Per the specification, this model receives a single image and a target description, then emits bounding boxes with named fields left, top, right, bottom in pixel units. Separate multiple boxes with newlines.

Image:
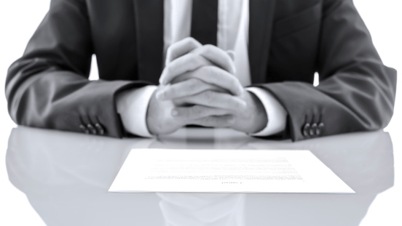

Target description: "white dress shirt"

left=117, top=0, right=287, bottom=137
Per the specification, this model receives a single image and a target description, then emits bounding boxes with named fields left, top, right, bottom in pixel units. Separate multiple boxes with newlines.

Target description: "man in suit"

left=5, top=0, right=397, bottom=141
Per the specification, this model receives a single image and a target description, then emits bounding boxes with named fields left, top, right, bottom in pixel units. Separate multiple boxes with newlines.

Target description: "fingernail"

left=171, top=109, right=178, bottom=116
left=159, top=70, right=167, bottom=85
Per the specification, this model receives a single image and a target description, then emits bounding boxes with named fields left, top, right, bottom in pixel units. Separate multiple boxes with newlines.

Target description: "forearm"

left=250, top=0, right=397, bottom=141
left=254, top=69, right=396, bottom=142
left=6, top=65, right=148, bottom=137
left=5, top=0, right=153, bottom=138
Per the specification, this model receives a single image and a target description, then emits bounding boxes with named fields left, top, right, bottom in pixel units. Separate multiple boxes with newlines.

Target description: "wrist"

left=247, top=91, right=268, bottom=133
left=146, top=91, right=159, bottom=135
left=146, top=88, right=180, bottom=136
left=117, top=85, right=157, bottom=137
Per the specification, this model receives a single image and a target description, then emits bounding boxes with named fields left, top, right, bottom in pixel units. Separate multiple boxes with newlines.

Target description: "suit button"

left=79, top=124, right=89, bottom=134
left=316, top=122, right=324, bottom=136
left=95, top=123, right=105, bottom=135
left=310, top=123, right=317, bottom=137
left=302, top=123, right=311, bottom=137
left=87, top=123, right=97, bottom=135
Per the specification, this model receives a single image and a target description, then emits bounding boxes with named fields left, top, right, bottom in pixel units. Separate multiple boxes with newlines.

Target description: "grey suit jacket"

left=6, top=0, right=397, bottom=141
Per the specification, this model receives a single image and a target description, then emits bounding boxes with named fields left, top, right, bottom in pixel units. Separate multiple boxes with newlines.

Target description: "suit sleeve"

left=254, top=0, right=397, bottom=141
left=5, top=0, right=148, bottom=138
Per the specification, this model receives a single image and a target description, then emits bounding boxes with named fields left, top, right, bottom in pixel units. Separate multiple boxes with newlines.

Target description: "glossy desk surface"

left=2, top=126, right=401, bottom=225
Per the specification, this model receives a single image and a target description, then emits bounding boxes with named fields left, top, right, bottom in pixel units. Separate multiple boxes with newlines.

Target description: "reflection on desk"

left=6, top=126, right=394, bottom=226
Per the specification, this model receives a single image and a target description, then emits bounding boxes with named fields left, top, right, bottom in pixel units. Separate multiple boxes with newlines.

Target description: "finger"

left=160, top=53, right=212, bottom=85
left=175, top=91, right=247, bottom=112
left=156, top=78, right=226, bottom=100
left=161, top=45, right=236, bottom=85
left=226, top=50, right=236, bottom=61
left=165, top=37, right=202, bottom=66
left=173, top=66, right=244, bottom=96
left=171, top=105, right=230, bottom=121
left=191, top=115, right=235, bottom=128
left=195, top=45, right=236, bottom=74
left=172, top=98, right=192, bottom=107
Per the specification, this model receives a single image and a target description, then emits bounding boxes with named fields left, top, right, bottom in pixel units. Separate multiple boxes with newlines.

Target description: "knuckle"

left=229, top=78, right=237, bottom=87
left=203, top=44, right=216, bottom=52
left=186, top=52, right=199, bottom=63
left=175, top=108, right=187, bottom=118
left=187, top=79, right=200, bottom=91
left=186, top=37, right=196, bottom=44
left=167, top=87, right=178, bottom=97
left=173, top=73, right=190, bottom=84
left=203, top=66, right=216, bottom=76
left=229, top=77, right=240, bottom=89
left=203, top=91, right=215, bottom=102
left=185, top=37, right=201, bottom=49
left=204, top=44, right=213, bottom=50
left=164, top=65, right=172, bottom=75
left=172, top=98, right=183, bottom=106
left=167, top=43, right=179, bottom=54
left=200, top=45, right=211, bottom=55
left=192, top=54, right=204, bottom=65
left=183, top=108, right=193, bottom=118
left=187, top=51, right=197, bottom=58
left=209, top=67, right=225, bottom=82
left=234, top=99, right=245, bottom=110
left=200, top=116, right=213, bottom=125
left=192, top=106, right=204, bottom=117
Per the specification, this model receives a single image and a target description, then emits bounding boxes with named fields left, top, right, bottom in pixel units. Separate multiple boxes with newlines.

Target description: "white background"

left=0, top=0, right=401, bottom=225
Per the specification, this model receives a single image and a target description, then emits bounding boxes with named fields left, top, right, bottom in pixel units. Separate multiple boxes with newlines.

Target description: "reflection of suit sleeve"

left=254, top=0, right=397, bottom=141
left=5, top=0, right=148, bottom=138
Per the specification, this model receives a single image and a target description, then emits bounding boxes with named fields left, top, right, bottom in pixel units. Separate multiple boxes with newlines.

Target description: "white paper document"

left=109, top=149, right=354, bottom=193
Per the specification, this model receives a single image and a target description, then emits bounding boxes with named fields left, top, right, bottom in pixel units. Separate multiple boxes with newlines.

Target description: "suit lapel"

left=133, top=0, right=164, bottom=84
left=249, top=0, right=276, bottom=84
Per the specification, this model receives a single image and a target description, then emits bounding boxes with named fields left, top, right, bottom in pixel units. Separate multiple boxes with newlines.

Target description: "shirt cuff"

left=246, top=87, right=287, bottom=136
left=116, top=85, right=158, bottom=137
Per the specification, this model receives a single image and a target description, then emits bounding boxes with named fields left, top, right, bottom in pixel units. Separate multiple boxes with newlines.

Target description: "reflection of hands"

left=147, top=37, right=268, bottom=135
left=157, top=193, right=245, bottom=226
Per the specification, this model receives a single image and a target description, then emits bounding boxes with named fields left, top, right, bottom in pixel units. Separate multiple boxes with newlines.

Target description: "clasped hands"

left=147, top=38, right=267, bottom=135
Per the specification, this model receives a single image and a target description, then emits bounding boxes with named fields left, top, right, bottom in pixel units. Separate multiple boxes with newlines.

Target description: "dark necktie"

left=191, top=0, right=218, bottom=46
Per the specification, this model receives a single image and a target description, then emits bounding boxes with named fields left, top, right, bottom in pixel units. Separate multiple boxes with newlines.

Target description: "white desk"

left=3, top=126, right=399, bottom=226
